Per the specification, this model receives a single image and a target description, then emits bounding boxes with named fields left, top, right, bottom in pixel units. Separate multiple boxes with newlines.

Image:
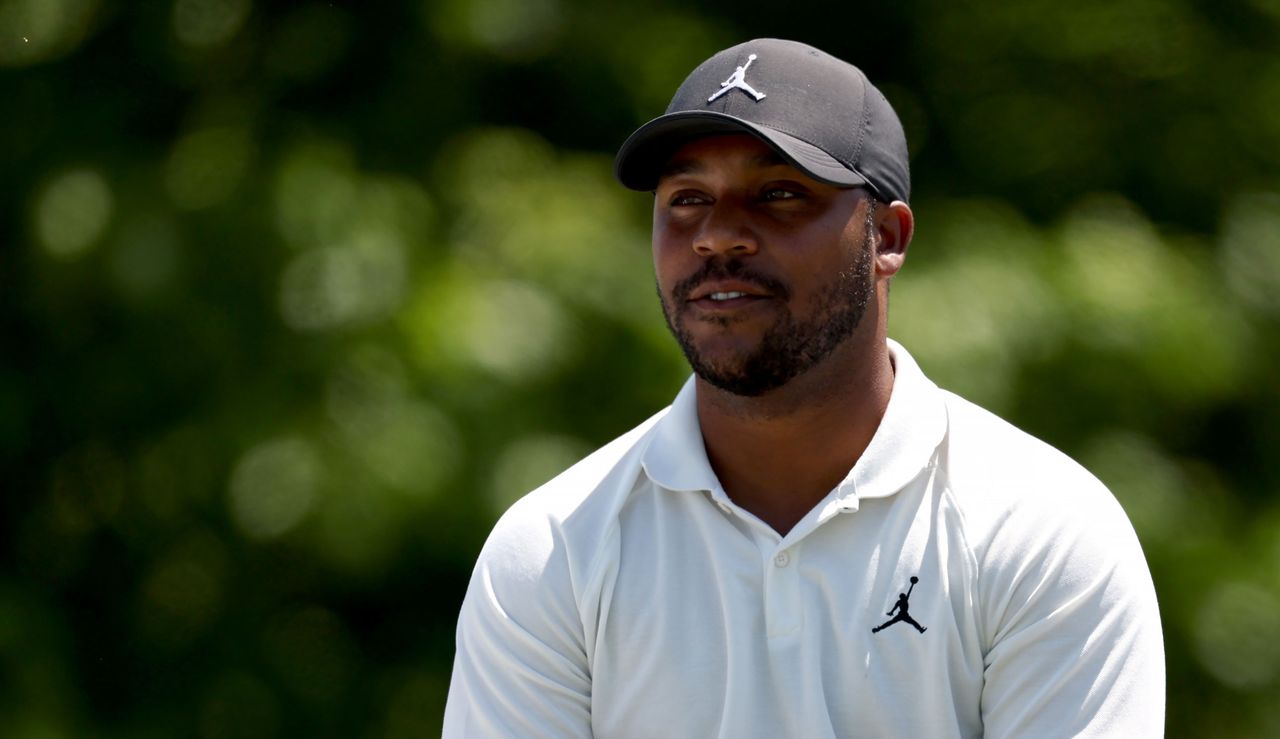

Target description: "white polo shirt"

left=444, top=340, right=1165, bottom=738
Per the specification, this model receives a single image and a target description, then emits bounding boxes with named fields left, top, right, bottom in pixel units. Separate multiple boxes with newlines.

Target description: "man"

left=444, top=39, right=1164, bottom=737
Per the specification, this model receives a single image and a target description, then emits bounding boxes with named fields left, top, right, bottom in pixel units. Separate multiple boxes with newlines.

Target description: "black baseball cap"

left=614, top=38, right=910, bottom=203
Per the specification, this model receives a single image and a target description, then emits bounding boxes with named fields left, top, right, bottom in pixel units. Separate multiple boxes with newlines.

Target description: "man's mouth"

left=684, top=283, right=774, bottom=315
left=670, top=260, right=790, bottom=312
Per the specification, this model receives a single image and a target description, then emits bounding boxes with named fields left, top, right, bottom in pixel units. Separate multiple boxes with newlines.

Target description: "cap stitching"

left=851, top=75, right=870, bottom=168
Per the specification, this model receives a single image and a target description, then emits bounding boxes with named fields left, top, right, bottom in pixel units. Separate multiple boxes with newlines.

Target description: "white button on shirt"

left=444, top=340, right=1165, bottom=738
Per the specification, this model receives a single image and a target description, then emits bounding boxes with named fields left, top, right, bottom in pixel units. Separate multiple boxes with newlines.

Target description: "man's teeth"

left=709, top=291, right=747, bottom=301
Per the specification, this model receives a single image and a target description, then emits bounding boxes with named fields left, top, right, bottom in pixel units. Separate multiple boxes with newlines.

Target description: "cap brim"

left=614, top=111, right=870, bottom=192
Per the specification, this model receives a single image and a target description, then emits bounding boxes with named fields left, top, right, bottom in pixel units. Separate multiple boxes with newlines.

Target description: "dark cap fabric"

left=614, top=38, right=910, bottom=203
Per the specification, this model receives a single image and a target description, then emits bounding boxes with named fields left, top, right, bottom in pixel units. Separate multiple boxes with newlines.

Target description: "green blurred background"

left=3, top=0, right=1279, bottom=736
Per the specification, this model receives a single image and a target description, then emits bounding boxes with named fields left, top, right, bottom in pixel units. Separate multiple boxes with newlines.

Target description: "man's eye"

left=669, top=194, right=707, bottom=206
left=762, top=188, right=800, bottom=201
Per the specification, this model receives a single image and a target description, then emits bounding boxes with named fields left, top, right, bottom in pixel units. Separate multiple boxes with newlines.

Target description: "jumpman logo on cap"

left=708, top=53, right=766, bottom=102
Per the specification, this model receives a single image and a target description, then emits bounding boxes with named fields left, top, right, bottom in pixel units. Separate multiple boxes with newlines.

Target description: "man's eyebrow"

left=751, top=151, right=789, bottom=169
left=659, top=159, right=701, bottom=179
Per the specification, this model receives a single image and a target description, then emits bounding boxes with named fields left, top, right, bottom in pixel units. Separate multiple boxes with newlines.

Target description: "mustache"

left=672, top=259, right=790, bottom=303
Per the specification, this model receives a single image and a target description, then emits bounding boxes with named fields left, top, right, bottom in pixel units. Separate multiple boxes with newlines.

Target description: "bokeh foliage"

left=3, top=0, right=1279, bottom=736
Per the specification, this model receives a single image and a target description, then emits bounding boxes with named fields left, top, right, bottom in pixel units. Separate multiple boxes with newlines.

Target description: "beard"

left=659, top=223, right=876, bottom=398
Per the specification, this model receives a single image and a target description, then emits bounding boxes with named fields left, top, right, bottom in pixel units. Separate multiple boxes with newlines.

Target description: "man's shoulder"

left=932, top=390, right=1162, bottom=723
left=481, top=407, right=669, bottom=563
left=936, top=389, right=1130, bottom=541
left=939, top=390, right=1096, bottom=486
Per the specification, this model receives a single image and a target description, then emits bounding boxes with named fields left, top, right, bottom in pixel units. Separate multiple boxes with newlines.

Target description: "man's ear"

left=875, top=200, right=913, bottom=279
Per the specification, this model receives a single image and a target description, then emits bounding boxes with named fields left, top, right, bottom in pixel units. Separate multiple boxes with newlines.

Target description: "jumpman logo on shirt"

left=708, top=53, right=766, bottom=102
left=872, top=576, right=927, bottom=634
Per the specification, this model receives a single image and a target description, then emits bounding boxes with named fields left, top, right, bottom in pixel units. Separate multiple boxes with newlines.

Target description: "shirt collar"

left=640, top=339, right=947, bottom=504
left=846, top=338, right=947, bottom=501
left=640, top=374, right=718, bottom=493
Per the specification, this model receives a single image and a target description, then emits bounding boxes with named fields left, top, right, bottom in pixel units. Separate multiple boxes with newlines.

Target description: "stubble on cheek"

left=654, top=240, right=875, bottom=398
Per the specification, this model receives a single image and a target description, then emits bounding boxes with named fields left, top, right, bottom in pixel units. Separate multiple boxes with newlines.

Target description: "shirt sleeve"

left=976, top=472, right=1165, bottom=738
left=443, top=506, right=594, bottom=738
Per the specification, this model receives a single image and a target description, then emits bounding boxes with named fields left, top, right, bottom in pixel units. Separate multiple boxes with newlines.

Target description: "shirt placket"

left=764, top=538, right=802, bottom=637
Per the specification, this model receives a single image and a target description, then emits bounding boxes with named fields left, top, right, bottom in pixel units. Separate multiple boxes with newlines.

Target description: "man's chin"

left=689, top=358, right=788, bottom=398
left=698, top=374, right=775, bottom=398
left=669, top=319, right=792, bottom=396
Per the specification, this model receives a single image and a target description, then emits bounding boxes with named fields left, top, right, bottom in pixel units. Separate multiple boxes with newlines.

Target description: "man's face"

left=653, top=134, right=878, bottom=397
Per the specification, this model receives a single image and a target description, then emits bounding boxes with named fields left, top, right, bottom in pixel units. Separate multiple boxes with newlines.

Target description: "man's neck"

left=695, top=338, right=896, bottom=536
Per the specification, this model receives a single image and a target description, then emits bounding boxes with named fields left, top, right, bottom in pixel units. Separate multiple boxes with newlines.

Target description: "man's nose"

left=691, top=202, right=760, bottom=258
